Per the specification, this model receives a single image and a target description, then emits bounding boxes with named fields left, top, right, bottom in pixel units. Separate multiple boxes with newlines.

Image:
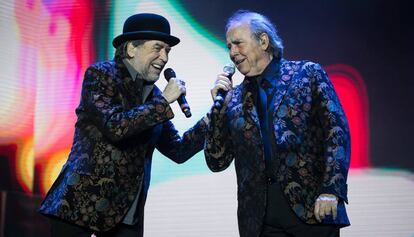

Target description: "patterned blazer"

left=39, top=55, right=206, bottom=234
left=205, top=59, right=350, bottom=237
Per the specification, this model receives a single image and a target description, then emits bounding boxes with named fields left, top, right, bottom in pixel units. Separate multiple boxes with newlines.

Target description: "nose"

left=159, top=49, right=168, bottom=63
left=229, top=45, right=238, bottom=59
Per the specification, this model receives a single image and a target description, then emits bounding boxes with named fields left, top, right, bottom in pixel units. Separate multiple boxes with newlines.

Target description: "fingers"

left=217, top=74, right=232, bottom=90
left=314, top=201, right=321, bottom=222
left=319, top=202, right=327, bottom=220
left=211, top=73, right=233, bottom=100
left=178, top=80, right=186, bottom=95
left=314, top=194, right=338, bottom=222
left=162, top=78, right=186, bottom=103
left=170, top=78, right=186, bottom=94
left=315, top=199, right=329, bottom=222
left=177, top=80, right=185, bottom=87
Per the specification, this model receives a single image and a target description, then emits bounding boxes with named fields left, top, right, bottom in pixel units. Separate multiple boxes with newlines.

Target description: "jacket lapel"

left=238, top=60, right=293, bottom=163
left=241, top=78, right=261, bottom=131
left=241, top=60, right=293, bottom=130
left=239, top=79, right=266, bottom=163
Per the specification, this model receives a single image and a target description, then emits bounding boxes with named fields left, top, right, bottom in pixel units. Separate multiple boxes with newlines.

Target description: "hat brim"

left=112, top=31, right=180, bottom=48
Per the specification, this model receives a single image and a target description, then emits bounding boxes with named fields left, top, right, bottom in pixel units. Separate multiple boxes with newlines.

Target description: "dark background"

left=0, top=1, right=413, bottom=236
left=178, top=0, right=414, bottom=171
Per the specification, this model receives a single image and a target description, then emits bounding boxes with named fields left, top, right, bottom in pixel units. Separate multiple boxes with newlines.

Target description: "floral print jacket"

left=205, top=59, right=350, bottom=237
left=39, top=56, right=206, bottom=234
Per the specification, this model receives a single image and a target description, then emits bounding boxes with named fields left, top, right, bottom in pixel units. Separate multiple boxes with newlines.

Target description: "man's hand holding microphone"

left=211, top=63, right=235, bottom=111
left=162, top=68, right=191, bottom=118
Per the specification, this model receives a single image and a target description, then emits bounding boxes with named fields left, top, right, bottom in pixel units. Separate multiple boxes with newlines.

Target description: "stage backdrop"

left=1, top=0, right=413, bottom=236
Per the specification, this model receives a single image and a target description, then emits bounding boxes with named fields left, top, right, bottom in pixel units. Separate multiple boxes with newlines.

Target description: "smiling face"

left=226, top=23, right=271, bottom=77
left=126, top=40, right=171, bottom=82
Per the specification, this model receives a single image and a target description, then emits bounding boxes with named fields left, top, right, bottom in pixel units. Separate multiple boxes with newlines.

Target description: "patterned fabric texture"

left=205, top=59, right=351, bottom=237
left=39, top=55, right=206, bottom=234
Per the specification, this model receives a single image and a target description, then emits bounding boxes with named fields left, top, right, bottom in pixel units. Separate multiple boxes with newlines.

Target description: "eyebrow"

left=154, top=43, right=171, bottom=50
left=227, top=39, right=242, bottom=46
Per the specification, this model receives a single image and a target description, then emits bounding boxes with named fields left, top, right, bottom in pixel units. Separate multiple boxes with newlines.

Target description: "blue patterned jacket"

left=205, top=59, right=350, bottom=237
left=39, top=55, right=206, bottom=234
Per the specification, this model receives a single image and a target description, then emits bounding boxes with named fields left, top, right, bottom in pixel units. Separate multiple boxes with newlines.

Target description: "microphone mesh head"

left=163, top=68, right=176, bottom=81
left=223, top=63, right=235, bottom=77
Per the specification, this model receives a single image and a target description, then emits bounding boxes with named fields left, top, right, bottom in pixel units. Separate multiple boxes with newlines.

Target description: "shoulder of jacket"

left=281, top=59, right=319, bottom=69
left=86, top=60, right=117, bottom=77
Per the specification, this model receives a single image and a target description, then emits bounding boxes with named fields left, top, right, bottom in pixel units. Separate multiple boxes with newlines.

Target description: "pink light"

left=327, top=64, right=370, bottom=168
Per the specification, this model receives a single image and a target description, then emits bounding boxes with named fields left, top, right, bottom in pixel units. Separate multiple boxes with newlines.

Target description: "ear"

left=259, top=33, right=269, bottom=51
left=126, top=42, right=136, bottom=58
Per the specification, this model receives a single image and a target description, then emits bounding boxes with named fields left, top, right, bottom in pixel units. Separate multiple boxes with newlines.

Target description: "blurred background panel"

left=0, top=0, right=412, bottom=236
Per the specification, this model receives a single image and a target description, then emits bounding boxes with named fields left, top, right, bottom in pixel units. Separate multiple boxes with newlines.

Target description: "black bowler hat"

left=112, top=13, right=180, bottom=48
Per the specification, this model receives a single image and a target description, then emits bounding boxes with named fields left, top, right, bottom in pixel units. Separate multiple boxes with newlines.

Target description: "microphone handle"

left=213, top=63, right=234, bottom=110
left=177, top=95, right=191, bottom=118
left=163, top=68, right=192, bottom=118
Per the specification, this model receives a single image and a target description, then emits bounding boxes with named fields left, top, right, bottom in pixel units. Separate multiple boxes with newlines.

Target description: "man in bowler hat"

left=39, top=13, right=207, bottom=237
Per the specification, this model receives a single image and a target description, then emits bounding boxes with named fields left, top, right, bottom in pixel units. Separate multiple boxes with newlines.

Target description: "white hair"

left=226, top=10, right=284, bottom=60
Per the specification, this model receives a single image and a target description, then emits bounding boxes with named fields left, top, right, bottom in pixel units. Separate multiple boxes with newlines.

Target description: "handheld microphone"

left=213, top=63, right=235, bottom=110
left=164, top=68, right=192, bottom=118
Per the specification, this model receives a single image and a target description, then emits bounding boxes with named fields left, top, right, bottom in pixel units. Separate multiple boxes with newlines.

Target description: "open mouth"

left=152, top=63, right=164, bottom=71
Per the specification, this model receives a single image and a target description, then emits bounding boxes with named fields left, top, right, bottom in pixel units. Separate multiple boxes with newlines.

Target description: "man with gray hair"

left=205, top=10, right=350, bottom=237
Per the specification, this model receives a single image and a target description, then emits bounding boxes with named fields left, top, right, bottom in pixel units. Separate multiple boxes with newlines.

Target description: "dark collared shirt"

left=248, top=58, right=281, bottom=179
left=123, top=59, right=154, bottom=103
left=122, top=59, right=155, bottom=225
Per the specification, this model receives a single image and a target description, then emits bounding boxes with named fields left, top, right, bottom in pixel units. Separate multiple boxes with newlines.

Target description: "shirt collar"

left=260, top=58, right=280, bottom=89
left=122, top=58, right=154, bottom=101
left=123, top=58, right=139, bottom=81
left=245, top=58, right=280, bottom=89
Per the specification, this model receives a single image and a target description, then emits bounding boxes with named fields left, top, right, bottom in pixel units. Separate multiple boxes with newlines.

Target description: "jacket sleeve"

left=310, top=63, right=351, bottom=203
left=155, top=117, right=207, bottom=164
left=81, top=65, right=175, bottom=142
left=204, top=104, right=235, bottom=172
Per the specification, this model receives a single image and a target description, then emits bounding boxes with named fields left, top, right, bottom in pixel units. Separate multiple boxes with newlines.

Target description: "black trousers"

left=260, top=180, right=339, bottom=237
left=50, top=218, right=141, bottom=237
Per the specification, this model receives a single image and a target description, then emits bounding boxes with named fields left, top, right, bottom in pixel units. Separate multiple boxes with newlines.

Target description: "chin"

left=236, top=66, right=248, bottom=76
left=147, top=74, right=160, bottom=82
left=240, top=70, right=250, bottom=76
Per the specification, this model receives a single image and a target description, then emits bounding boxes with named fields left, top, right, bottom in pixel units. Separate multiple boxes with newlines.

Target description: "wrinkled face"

left=226, top=23, right=271, bottom=77
left=126, top=40, right=171, bottom=82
